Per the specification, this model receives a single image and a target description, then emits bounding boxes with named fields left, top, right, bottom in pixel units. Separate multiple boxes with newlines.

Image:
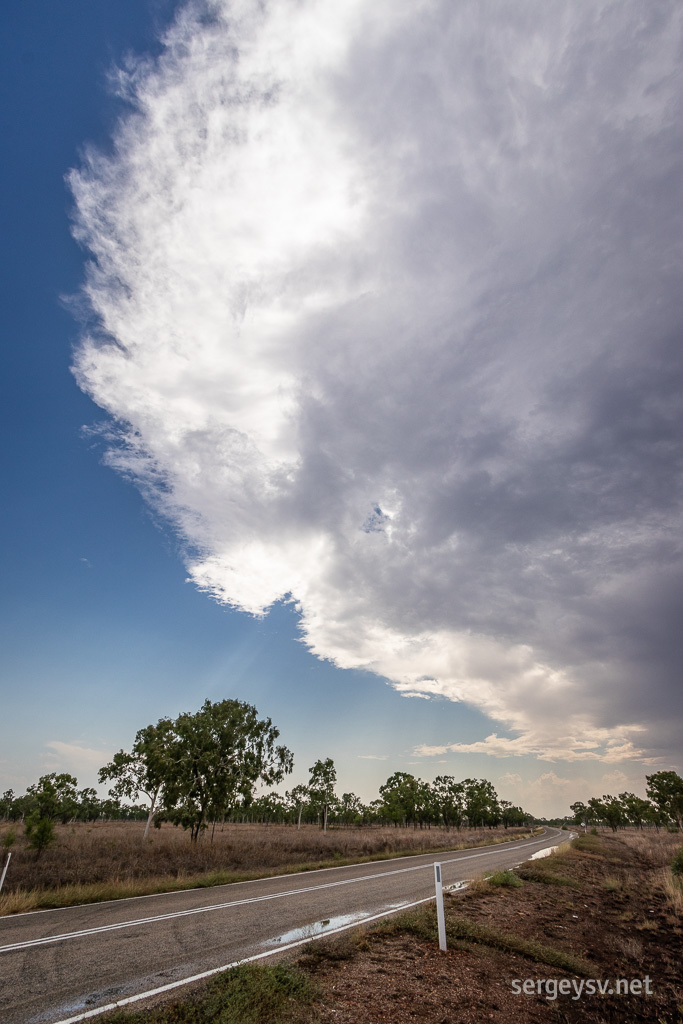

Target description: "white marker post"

left=0, top=852, right=11, bottom=894
left=434, top=862, right=447, bottom=951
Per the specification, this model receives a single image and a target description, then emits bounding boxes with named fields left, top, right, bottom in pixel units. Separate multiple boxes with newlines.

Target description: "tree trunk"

left=143, top=786, right=160, bottom=840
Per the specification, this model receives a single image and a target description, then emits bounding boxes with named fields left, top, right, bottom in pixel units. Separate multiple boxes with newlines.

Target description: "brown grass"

left=0, top=821, right=532, bottom=915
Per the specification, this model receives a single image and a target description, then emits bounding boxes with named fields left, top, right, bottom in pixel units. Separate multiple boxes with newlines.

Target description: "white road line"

left=0, top=832, right=557, bottom=955
left=49, top=894, right=438, bottom=1024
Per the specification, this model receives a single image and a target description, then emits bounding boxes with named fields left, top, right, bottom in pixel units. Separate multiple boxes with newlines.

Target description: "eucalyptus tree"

left=432, top=776, right=465, bottom=830
left=286, top=784, right=310, bottom=829
left=307, top=758, right=337, bottom=832
left=646, top=770, right=683, bottom=829
left=379, top=772, right=424, bottom=828
left=462, top=778, right=500, bottom=828
left=162, top=699, right=293, bottom=842
left=99, top=717, right=176, bottom=839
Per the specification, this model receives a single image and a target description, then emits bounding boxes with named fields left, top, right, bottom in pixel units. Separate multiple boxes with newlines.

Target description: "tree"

left=379, top=772, right=424, bottom=828
left=0, top=790, right=15, bottom=820
left=463, top=778, right=500, bottom=828
left=308, top=759, right=337, bottom=832
left=24, top=814, right=56, bottom=857
left=162, top=699, right=293, bottom=842
left=588, top=796, right=606, bottom=828
left=600, top=794, right=624, bottom=832
left=432, top=777, right=465, bottom=830
left=26, top=773, right=79, bottom=823
left=619, top=792, right=651, bottom=830
left=286, top=784, right=310, bottom=830
left=338, top=792, right=363, bottom=826
left=646, top=771, right=683, bottom=830
left=99, top=717, right=176, bottom=840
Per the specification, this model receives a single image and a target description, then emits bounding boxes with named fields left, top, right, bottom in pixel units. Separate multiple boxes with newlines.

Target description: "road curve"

left=0, top=827, right=568, bottom=1024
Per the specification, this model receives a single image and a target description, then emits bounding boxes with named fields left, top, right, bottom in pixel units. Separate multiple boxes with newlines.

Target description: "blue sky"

left=2, top=1, right=681, bottom=817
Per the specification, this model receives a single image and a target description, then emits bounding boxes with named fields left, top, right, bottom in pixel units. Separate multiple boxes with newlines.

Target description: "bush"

left=488, top=869, right=523, bottom=887
left=590, top=827, right=598, bottom=835
left=671, top=847, right=683, bottom=876
left=24, top=815, right=56, bottom=857
left=1, top=829, right=15, bottom=851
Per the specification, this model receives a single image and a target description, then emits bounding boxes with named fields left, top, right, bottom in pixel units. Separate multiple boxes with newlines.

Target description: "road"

left=0, top=827, right=567, bottom=1024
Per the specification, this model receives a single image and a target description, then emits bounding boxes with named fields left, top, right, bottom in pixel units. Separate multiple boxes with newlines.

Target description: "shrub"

left=488, top=869, right=522, bottom=887
left=2, top=829, right=15, bottom=851
left=24, top=815, right=56, bottom=857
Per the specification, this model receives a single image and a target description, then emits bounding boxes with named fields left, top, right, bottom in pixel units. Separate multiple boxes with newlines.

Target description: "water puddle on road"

left=265, top=910, right=373, bottom=946
left=530, top=845, right=559, bottom=860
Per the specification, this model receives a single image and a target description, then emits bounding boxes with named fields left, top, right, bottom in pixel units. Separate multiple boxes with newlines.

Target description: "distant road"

left=0, top=827, right=567, bottom=1024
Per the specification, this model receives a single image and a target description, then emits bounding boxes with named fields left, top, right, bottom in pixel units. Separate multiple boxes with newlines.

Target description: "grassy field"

left=0, top=820, right=533, bottom=915
left=96, top=829, right=683, bottom=1024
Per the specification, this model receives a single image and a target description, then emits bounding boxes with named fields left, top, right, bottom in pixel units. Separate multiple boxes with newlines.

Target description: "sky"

left=1, top=0, right=682, bottom=819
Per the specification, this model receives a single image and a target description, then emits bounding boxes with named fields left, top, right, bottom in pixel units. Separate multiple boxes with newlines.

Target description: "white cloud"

left=44, top=741, right=112, bottom=782
left=358, top=755, right=388, bottom=760
left=601, top=770, right=628, bottom=789
left=70, top=0, right=683, bottom=767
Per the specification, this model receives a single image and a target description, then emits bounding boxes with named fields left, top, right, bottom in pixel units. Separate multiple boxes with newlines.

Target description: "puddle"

left=530, top=845, right=559, bottom=860
left=266, top=911, right=372, bottom=946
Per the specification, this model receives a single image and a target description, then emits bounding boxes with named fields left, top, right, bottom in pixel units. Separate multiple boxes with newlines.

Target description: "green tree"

left=0, top=790, right=15, bottom=820
left=99, top=718, right=177, bottom=839
left=308, top=759, right=337, bottom=832
left=338, top=792, right=363, bottom=826
left=24, top=813, right=56, bottom=857
left=463, top=778, right=500, bottom=828
left=432, top=777, right=465, bottom=830
left=646, top=771, right=683, bottom=830
left=286, top=784, right=310, bottom=830
left=570, top=800, right=589, bottom=828
left=618, top=792, right=651, bottom=830
left=26, top=773, right=79, bottom=823
left=162, top=699, right=293, bottom=842
left=379, top=772, right=423, bottom=828
left=600, top=794, right=624, bottom=832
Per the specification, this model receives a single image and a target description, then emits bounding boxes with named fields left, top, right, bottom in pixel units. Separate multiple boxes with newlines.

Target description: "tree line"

left=568, top=771, right=683, bottom=832
left=8, top=697, right=678, bottom=849
left=1, top=698, right=530, bottom=849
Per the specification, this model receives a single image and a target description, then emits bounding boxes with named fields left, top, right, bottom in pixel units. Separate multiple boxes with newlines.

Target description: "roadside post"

left=434, top=862, right=447, bottom=951
left=0, top=851, right=11, bottom=894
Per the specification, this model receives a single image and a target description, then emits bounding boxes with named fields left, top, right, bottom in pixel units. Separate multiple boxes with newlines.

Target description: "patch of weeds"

left=634, top=918, right=659, bottom=932
left=300, top=937, right=357, bottom=967
left=602, top=877, right=622, bottom=892
left=445, top=916, right=592, bottom=975
left=517, top=866, right=579, bottom=888
left=372, top=906, right=437, bottom=944
left=488, top=870, right=522, bottom=888
left=372, top=905, right=591, bottom=975
left=103, top=964, right=319, bottom=1024
left=572, top=834, right=603, bottom=853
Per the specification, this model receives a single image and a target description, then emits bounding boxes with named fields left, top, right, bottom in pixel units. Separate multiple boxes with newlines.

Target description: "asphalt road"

left=0, top=827, right=568, bottom=1024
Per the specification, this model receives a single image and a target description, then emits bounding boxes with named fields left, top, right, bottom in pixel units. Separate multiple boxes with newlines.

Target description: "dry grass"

left=0, top=821, right=532, bottom=915
left=660, top=867, right=683, bottom=915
